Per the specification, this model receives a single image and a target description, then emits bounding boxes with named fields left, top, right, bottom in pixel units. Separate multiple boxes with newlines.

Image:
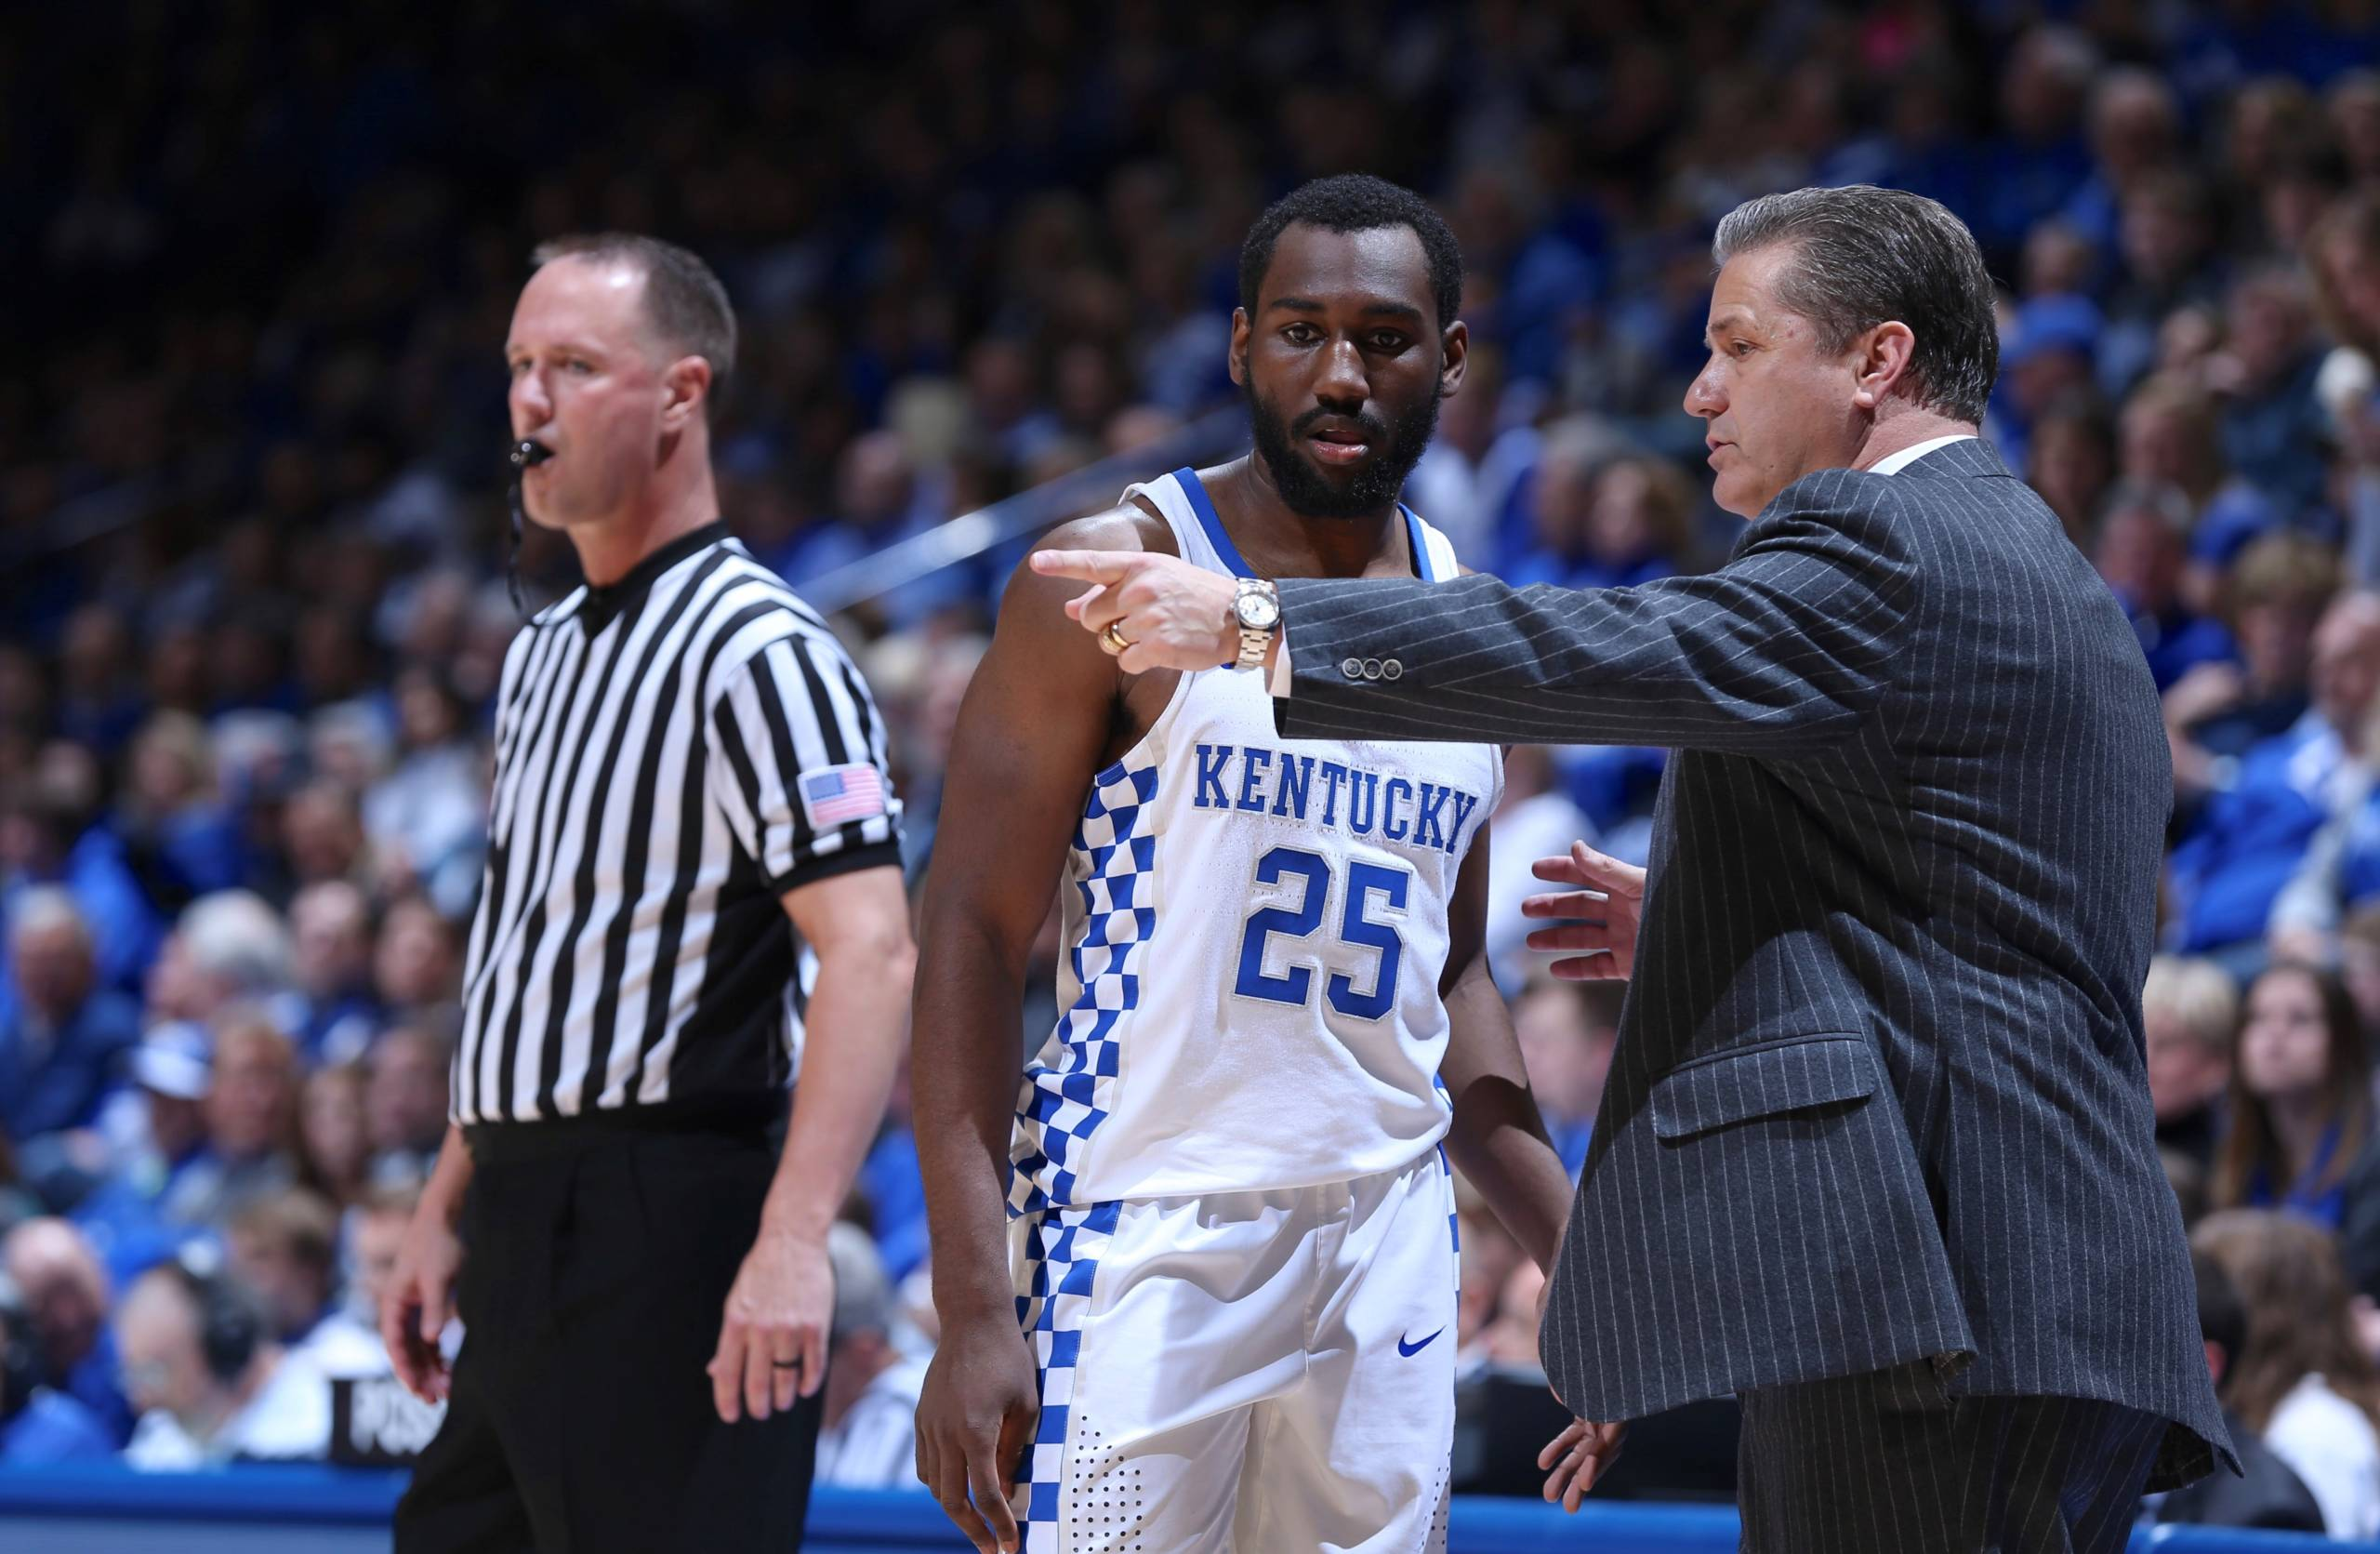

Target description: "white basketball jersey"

left=1009, top=469, right=1504, bottom=1212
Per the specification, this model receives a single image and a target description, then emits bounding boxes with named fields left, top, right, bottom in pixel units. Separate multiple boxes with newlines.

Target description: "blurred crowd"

left=16, top=0, right=2380, bottom=1531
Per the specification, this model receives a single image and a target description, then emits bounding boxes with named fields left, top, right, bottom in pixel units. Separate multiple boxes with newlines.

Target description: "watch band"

left=1232, top=578, right=1279, bottom=671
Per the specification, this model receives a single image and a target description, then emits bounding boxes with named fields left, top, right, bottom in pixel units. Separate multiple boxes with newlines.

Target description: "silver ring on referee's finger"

left=770, top=1358, right=802, bottom=1370
left=1100, top=620, right=1133, bottom=656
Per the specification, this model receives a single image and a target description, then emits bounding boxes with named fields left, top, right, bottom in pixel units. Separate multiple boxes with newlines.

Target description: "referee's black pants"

left=1736, top=1359, right=2167, bottom=1554
left=394, top=1122, right=820, bottom=1554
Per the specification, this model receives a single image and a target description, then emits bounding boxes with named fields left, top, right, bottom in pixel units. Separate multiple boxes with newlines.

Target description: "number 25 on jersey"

left=1233, top=845, right=1409, bottom=1020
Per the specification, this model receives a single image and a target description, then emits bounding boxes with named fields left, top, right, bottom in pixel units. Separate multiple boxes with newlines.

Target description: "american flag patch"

left=799, top=763, right=887, bottom=828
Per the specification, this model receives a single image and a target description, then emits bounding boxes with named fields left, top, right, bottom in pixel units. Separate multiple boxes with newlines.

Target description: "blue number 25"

left=1233, top=845, right=1409, bottom=1020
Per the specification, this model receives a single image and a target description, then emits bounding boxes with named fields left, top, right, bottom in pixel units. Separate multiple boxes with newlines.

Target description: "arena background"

left=7, top=0, right=2380, bottom=1547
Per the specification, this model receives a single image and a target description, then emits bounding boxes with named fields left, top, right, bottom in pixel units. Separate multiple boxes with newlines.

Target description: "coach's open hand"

left=1540, top=1417, right=1629, bottom=1510
left=1521, top=841, right=1646, bottom=981
left=707, top=1230, right=830, bottom=1423
left=915, top=1313, right=1039, bottom=1554
left=1031, top=549, right=1246, bottom=675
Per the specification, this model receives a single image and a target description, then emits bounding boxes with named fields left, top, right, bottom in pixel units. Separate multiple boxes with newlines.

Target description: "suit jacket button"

left=1362, top=658, right=1383, bottom=680
left=1342, top=657, right=1365, bottom=678
left=1382, top=659, right=1403, bottom=680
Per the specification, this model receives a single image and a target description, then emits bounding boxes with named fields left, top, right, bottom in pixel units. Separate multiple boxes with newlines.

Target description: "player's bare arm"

left=1440, top=780, right=1633, bottom=1511
left=910, top=502, right=1176, bottom=1554
left=1435, top=829, right=1573, bottom=1275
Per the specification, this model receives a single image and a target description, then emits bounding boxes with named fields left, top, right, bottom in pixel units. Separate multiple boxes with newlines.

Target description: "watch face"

left=1237, top=591, right=1280, bottom=630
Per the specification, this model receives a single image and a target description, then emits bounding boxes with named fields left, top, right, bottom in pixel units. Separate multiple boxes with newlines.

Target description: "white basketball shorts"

left=1008, top=1148, right=1459, bottom=1553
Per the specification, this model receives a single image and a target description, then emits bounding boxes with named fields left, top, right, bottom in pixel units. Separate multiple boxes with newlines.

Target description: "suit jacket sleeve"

left=1274, top=469, right=1923, bottom=757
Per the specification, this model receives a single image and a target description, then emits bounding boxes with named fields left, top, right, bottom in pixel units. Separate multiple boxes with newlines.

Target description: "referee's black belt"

left=464, top=1094, right=784, bottom=1166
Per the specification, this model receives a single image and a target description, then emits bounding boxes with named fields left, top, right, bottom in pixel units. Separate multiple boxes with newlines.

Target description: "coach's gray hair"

left=531, top=232, right=738, bottom=415
left=1712, top=185, right=2000, bottom=425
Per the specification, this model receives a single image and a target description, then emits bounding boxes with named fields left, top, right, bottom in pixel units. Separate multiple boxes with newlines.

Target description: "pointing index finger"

left=1030, top=549, right=1141, bottom=585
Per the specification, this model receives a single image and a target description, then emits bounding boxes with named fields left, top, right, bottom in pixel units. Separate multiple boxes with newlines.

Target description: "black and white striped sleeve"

left=705, top=629, right=903, bottom=895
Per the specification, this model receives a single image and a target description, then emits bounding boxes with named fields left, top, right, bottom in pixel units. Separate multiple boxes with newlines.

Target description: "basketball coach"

left=380, top=234, right=915, bottom=1552
left=1034, top=185, right=2234, bottom=1552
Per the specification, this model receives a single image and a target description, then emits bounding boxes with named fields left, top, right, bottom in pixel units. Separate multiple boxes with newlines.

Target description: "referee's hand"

left=382, top=1206, right=464, bottom=1404
left=707, top=1230, right=830, bottom=1423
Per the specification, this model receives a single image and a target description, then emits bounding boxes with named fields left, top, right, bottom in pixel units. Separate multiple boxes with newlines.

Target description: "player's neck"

left=1218, top=457, right=1410, bottom=582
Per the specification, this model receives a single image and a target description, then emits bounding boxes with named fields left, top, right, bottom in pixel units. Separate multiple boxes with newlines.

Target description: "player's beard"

left=1243, top=378, right=1442, bottom=521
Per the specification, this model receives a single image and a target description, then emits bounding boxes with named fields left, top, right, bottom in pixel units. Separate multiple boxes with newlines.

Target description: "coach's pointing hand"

left=708, top=1230, right=831, bottom=1423
left=1031, top=549, right=1245, bottom=675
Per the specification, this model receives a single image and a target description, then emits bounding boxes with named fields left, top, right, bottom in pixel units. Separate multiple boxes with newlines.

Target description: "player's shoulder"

left=996, top=493, right=1183, bottom=624
left=1033, top=494, right=1182, bottom=563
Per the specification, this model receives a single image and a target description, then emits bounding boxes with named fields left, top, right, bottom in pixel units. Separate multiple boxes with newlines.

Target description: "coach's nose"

left=1685, top=357, right=1726, bottom=419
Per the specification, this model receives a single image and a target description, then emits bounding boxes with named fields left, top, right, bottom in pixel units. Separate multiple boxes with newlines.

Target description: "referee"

left=381, top=233, right=916, bottom=1553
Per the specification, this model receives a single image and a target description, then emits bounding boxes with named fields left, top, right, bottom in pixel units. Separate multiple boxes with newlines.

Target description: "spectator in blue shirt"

left=282, top=882, right=382, bottom=1067
left=2168, top=590, right=2380, bottom=966
left=0, top=888, right=139, bottom=1145
left=2027, top=398, right=2117, bottom=545
left=2213, top=963, right=2380, bottom=1303
left=0, top=1273, right=113, bottom=1464
left=66, top=1024, right=217, bottom=1285
left=1976, top=26, right=2099, bottom=259
left=1993, top=293, right=2103, bottom=477
left=3, top=1219, right=132, bottom=1446
left=2166, top=537, right=2345, bottom=822
left=2095, top=483, right=2239, bottom=693
left=2059, top=68, right=2185, bottom=264
left=1507, top=440, right=1693, bottom=594
left=1510, top=977, right=1617, bottom=1182
left=2101, top=171, right=2225, bottom=397
left=108, top=713, right=246, bottom=916
left=2216, top=268, right=2335, bottom=523
left=1, top=744, right=165, bottom=999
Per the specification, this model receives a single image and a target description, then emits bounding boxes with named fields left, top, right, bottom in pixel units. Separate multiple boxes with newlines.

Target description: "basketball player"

left=911, top=175, right=1580, bottom=1554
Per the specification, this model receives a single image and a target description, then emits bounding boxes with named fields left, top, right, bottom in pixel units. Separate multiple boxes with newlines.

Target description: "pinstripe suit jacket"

left=1273, top=438, right=2228, bottom=1489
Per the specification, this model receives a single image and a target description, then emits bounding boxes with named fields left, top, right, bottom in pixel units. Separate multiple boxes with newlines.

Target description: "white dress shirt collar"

left=1868, top=433, right=1977, bottom=477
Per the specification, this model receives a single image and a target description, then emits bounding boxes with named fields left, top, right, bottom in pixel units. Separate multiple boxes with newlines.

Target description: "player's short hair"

left=1238, top=175, right=1465, bottom=335
left=530, top=232, right=738, bottom=415
left=1712, top=185, right=1999, bottom=425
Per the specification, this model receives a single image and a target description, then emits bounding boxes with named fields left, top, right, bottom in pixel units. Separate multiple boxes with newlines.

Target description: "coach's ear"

left=661, top=354, right=713, bottom=432
left=1850, top=321, right=1915, bottom=412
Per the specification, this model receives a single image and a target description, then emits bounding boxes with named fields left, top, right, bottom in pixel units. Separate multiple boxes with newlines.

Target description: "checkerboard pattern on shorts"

left=1015, top=1196, right=1123, bottom=1552
left=1010, top=756, right=1159, bottom=1215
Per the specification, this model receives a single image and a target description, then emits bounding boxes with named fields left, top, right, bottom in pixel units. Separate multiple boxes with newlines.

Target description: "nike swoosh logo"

left=1397, top=1327, right=1446, bottom=1357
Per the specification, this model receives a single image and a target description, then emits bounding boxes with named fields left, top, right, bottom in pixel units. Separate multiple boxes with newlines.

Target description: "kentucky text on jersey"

left=1191, top=741, right=1485, bottom=857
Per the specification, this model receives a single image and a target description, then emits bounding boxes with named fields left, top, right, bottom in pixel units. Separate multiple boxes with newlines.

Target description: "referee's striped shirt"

left=453, top=521, right=902, bottom=1127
